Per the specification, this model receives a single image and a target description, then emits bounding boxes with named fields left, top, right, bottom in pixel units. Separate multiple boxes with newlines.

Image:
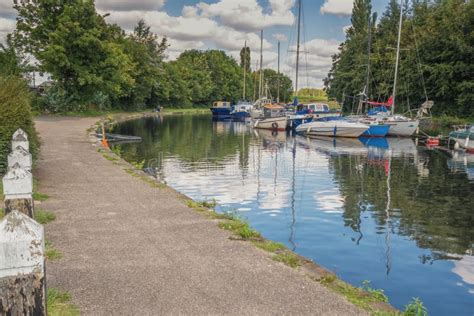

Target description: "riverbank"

left=34, top=115, right=376, bottom=314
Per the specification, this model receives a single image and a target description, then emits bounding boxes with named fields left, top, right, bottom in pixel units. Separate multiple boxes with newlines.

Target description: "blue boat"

left=230, top=101, right=253, bottom=121
left=317, top=116, right=390, bottom=137
left=361, top=123, right=390, bottom=137
left=210, top=101, right=233, bottom=120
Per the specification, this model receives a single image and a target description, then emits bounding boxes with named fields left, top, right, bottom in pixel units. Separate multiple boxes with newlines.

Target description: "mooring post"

left=11, top=128, right=29, bottom=152
left=8, top=145, right=32, bottom=170
left=2, top=163, right=34, bottom=218
left=0, top=210, right=46, bottom=315
left=3, top=129, right=34, bottom=218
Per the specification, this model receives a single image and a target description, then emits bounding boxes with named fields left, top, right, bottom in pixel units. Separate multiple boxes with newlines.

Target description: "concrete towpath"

left=35, top=116, right=367, bottom=315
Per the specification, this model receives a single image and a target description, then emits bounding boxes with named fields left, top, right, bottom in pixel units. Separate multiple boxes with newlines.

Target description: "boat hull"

left=231, top=111, right=250, bottom=121
left=252, top=117, right=287, bottom=131
left=296, top=121, right=368, bottom=138
left=450, top=136, right=474, bottom=152
left=210, top=107, right=232, bottom=119
left=362, top=124, right=390, bottom=137
left=386, top=120, right=419, bottom=137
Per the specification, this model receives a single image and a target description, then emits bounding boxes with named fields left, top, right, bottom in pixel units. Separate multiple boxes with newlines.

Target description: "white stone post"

left=0, top=211, right=46, bottom=315
left=7, top=146, right=32, bottom=170
left=11, top=129, right=29, bottom=152
left=2, top=163, right=34, bottom=218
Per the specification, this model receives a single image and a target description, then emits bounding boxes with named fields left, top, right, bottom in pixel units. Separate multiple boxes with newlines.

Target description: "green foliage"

left=0, top=35, right=28, bottom=76
left=218, top=218, right=261, bottom=240
left=47, top=288, right=80, bottom=316
left=253, top=240, right=286, bottom=253
left=0, top=76, right=38, bottom=174
left=404, top=298, right=428, bottom=316
left=35, top=209, right=56, bottom=225
left=263, top=68, right=293, bottom=102
left=272, top=252, right=300, bottom=268
left=325, top=0, right=473, bottom=117
left=33, top=191, right=50, bottom=201
left=45, top=239, right=62, bottom=260
left=362, top=280, right=389, bottom=303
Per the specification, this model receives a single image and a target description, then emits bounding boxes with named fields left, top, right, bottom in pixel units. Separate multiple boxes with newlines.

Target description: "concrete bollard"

left=0, top=210, right=46, bottom=315
left=2, top=163, right=34, bottom=218
left=11, top=129, right=29, bottom=152
left=7, top=146, right=32, bottom=170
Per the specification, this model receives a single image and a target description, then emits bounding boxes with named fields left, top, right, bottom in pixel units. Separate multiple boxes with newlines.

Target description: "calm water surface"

left=112, top=114, right=474, bottom=315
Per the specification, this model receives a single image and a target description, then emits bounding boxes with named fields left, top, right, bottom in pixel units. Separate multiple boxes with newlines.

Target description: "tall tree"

left=14, top=0, right=135, bottom=110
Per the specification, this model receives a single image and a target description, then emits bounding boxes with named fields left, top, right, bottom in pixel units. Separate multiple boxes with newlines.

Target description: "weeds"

left=404, top=298, right=428, bottom=316
left=252, top=240, right=286, bottom=253
left=35, top=209, right=56, bottom=224
left=362, top=280, right=389, bottom=303
left=131, top=160, right=145, bottom=170
left=272, top=252, right=300, bottom=268
left=33, top=191, right=50, bottom=201
left=45, top=239, right=62, bottom=260
left=218, top=219, right=261, bottom=240
left=47, top=288, right=79, bottom=316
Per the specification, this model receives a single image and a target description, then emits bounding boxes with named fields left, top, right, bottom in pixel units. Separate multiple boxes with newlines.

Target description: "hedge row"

left=0, top=76, right=38, bottom=174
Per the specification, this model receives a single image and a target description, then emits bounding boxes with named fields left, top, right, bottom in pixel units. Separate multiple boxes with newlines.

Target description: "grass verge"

left=35, top=209, right=56, bottom=224
left=45, top=239, right=62, bottom=260
left=47, top=288, right=79, bottom=316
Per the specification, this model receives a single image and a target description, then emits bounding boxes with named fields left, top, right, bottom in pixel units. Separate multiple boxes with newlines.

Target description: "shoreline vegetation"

left=96, top=112, right=428, bottom=315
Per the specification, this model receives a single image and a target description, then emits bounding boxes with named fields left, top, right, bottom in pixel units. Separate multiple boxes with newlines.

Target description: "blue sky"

left=0, top=0, right=394, bottom=88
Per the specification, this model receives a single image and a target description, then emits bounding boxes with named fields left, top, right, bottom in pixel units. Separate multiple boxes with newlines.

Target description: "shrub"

left=0, top=76, right=38, bottom=174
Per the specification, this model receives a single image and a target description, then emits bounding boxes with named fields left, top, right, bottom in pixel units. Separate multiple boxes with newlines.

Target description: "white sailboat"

left=377, top=0, right=419, bottom=137
left=295, top=120, right=368, bottom=138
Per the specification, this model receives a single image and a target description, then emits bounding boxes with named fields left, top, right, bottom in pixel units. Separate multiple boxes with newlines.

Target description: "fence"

left=0, top=129, right=46, bottom=314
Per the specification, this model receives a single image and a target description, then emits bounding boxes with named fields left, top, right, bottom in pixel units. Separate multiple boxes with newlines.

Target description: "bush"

left=0, top=76, right=38, bottom=174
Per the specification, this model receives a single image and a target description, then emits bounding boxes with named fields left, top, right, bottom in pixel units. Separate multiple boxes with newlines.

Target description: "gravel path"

left=35, top=116, right=367, bottom=315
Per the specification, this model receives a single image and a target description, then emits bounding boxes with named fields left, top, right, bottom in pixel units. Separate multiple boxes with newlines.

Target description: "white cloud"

left=95, top=0, right=165, bottom=12
left=320, top=0, right=353, bottom=16
left=196, top=0, right=295, bottom=32
left=0, top=17, right=15, bottom=43
left=281, top=38, right=340, bottom=88
left=272, top=33, right=288, bottom=42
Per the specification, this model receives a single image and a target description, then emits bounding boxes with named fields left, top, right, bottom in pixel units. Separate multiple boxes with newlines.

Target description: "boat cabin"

left=254, top=98, right=273, bottom=108
left=212, top=101, right=232, bottom=108
left=263, top=105, right=286, bottom=118
left=296, top=103, right=330, bottom=114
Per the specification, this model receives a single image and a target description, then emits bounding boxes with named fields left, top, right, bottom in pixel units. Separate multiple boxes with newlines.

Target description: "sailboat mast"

left=259, top=29, right=263, bottom=99
left=365, top=16, right=372, bottom=103
left=392, top=0, right=404, bottom=114
left=295, top=0, right=302, bottom=97
left=277, top=41, right=280, bottom=103
left=243, top=41, right=247, bottom=100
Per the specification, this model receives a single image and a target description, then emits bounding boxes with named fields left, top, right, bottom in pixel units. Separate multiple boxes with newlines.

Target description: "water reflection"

left=111, top=115, right=474, bottom=315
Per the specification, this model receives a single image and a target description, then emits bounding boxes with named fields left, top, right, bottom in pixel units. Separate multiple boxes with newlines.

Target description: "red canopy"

left=366, top=95, right=393, bottom=107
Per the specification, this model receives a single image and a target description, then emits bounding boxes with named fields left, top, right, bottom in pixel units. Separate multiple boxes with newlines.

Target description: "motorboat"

left=295, top=120, right=368, bottom=138
left=252, top=105, right=287, bottom=131
left=449, top=124, right=474, bottom=153
left=210, top=101, right=232, bottom=120
left=230, top=101, right=253, bottom=121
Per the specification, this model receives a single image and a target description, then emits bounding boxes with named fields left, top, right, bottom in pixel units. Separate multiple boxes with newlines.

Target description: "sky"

left=0, top=0, right=389, bottom=88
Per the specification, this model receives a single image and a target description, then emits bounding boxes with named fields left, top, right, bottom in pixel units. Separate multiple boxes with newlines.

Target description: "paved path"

left=35, top=116, right=366, bottom=315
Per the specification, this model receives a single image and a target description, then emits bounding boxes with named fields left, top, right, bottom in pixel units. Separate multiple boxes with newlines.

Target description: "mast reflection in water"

left=112, top=114, right=474, bottom=316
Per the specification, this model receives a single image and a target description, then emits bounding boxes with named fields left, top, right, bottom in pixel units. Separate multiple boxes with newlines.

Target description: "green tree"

left=263, top=69, right=293, bottom=103
left=14, top=0, right=135, bottom=111
left=0, top=35, right=27, bottom=77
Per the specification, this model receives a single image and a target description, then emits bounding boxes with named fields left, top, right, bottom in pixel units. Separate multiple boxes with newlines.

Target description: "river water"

left=111, top=114, right=474, bottom=315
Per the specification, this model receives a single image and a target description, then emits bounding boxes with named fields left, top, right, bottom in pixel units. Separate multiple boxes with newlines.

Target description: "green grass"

left=403, top=298, right=428, bottom=316
left=35, top=209, right=56, bottom=224
left=272, top=252, right=300, bottom=268
left=218, top=219, right=261, bottom=240
left=33, top=191, right=50, bottom=201
left=47, top=288, right=80, bottom=316
left=0, top=209, right=4, bottom=220
left=45, top=239, right=62, bottom=260
left=252, top=240, right=286, bottom=252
